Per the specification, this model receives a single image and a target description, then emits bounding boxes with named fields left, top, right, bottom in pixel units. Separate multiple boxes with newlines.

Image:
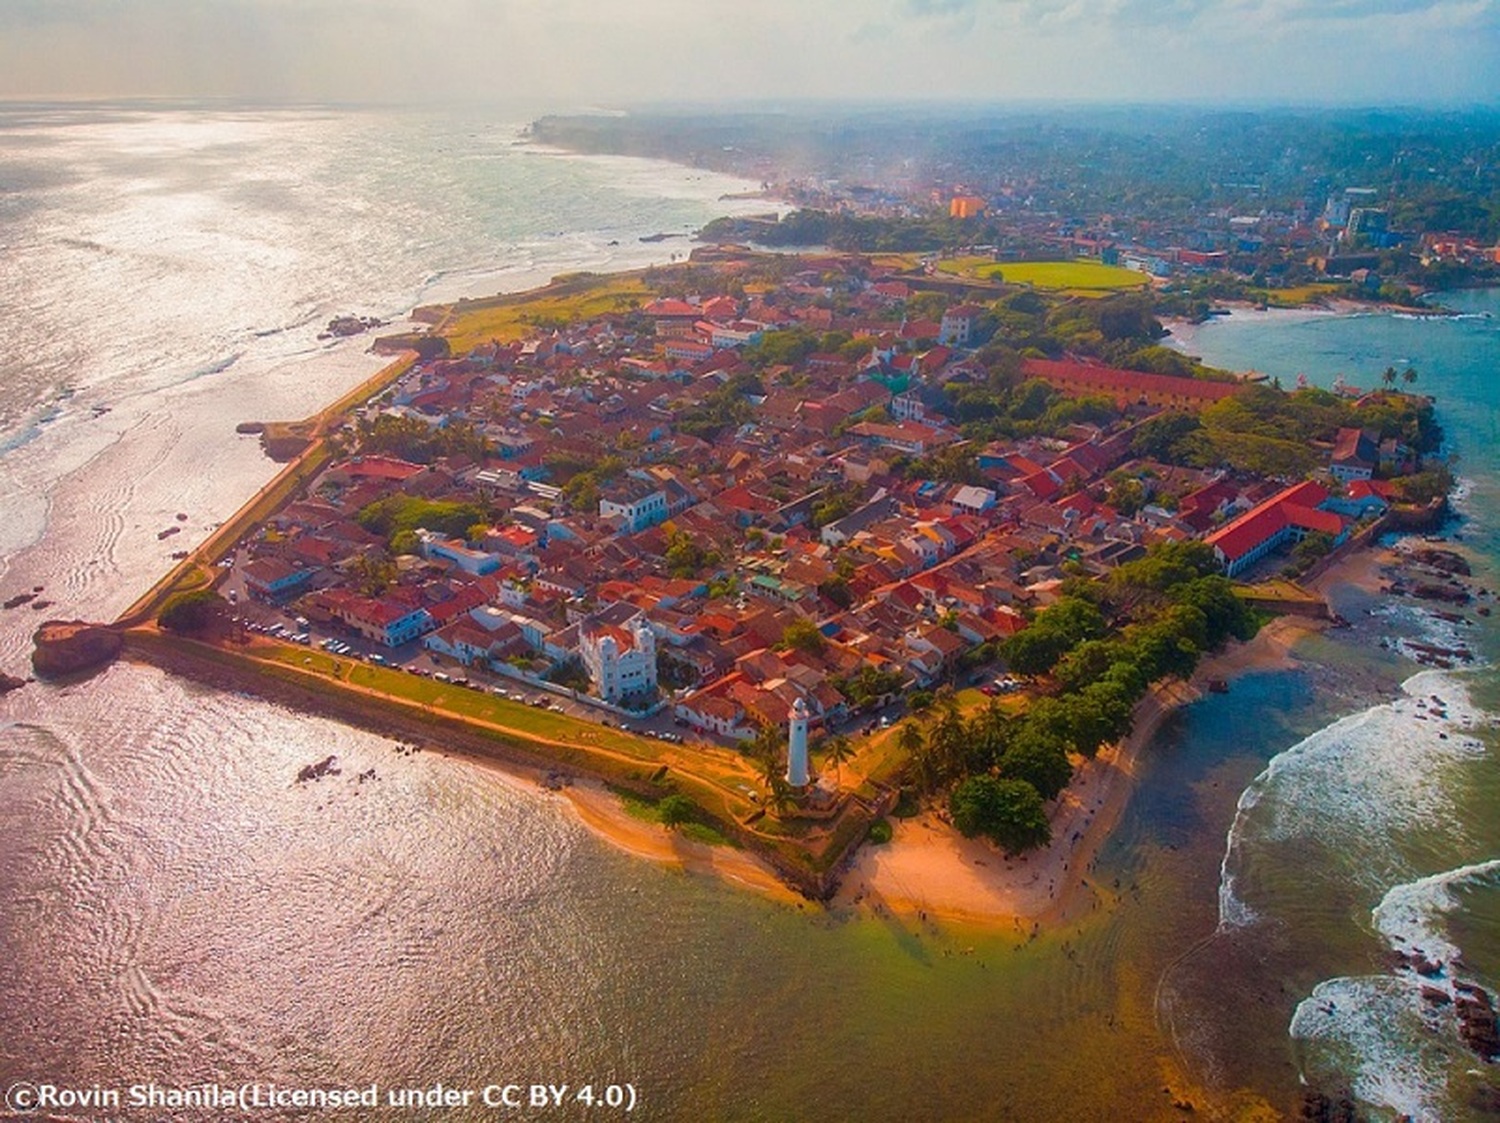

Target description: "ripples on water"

left=0, top=104, right=768, bottom=635
left=6, top=107, right=1500, bottom=1122
left=1176, top=291, right=1500, bottom=1121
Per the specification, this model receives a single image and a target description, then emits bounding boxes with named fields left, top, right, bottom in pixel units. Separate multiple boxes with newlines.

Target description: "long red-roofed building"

left=1204, top=480, right=1346, bottom=577
left=1022, top=358, right=1239, bottom=411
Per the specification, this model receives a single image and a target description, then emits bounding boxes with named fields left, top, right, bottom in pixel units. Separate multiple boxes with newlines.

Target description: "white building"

left=580, top=613, right=658, bottom=704
left=598, top=478, right=669, bottom=533
left=416, top=529, right=499, bottom=575
left=786, top=697, right=810, bottom=787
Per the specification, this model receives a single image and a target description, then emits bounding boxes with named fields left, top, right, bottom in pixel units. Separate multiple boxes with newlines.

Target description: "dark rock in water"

left=1298, top=1089, right=1361, bottom=1122
left=31, top=620, right=123, bottom=679
left=3, top=592, right=36, bottom=609
left=0, top=671, right=28, bottom=694
left=1416, top=957, right=1444, bottom=978
left=1412, top=582, right=1471, bottom=604
left=297, top=755, right=341, bottom=783
left=325, top=314, right=385, bottom=337
left=1412, top=547, right=1471, bottom=576
left=1455, top=982, right=1500, bottom=1060
left=1421, top=985, right=1452, bottom=1006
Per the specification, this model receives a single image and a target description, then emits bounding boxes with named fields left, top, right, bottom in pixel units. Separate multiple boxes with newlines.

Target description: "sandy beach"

left=831, top=606, right=1331, bottom=932
left=559, top=778, right=803, bottom=905
left=544, top=564, right=1364, bottom=930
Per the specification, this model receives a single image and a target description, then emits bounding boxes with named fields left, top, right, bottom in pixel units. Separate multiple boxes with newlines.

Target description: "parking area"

left=218, top=568, right=689, bottom=745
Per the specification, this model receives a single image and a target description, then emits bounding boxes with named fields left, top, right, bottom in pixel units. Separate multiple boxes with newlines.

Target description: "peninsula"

left=97, top=248, right=1452, bottom=916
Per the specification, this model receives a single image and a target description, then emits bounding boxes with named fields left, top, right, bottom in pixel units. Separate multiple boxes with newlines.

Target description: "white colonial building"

left=598, top=478, right=669, bottom=533
left=580, top=613, right=658, bottom=704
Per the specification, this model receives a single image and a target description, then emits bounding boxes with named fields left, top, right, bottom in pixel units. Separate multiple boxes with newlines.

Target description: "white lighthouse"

left=785, top=696, right=810, bottom=788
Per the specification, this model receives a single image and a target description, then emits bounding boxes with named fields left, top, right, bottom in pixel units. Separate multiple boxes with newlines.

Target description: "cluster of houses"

left=232, top=256, right=1412, bottom=738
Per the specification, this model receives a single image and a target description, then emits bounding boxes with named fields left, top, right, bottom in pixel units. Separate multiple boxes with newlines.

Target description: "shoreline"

left=558, top=779, right=803, bottom=905
left=829, top=540, right=1393, bottom=933
left=1163, top=293, right=1466, bottom=357
left=830, top=611, right=1325, bottom=932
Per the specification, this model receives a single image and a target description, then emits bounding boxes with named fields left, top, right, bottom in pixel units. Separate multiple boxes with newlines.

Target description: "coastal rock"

left=323, top=314, right=385, bottom=338
left=1411, top=547, right=1471, bottom=576
left=1297, top=1089, right=1360, bottom=1122
left=297, top=755, right=341, bottom=783
left=1454, top=983, right=1500, bottom=1060
left=30, top=620, right=123, bottom=679
left=0, top=671, right=28, bottom=694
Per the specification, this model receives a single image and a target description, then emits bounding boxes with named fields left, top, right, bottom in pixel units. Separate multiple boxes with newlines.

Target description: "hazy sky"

left=1, top=0, right=1496, bottom=107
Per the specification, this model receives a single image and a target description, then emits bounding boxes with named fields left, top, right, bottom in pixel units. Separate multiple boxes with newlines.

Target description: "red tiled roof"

left=1349, top=478, right=1396, bottom=501
left=644, top=298, right=700, bottom=318
left=341, top=456, right=425, bottom=482
left=1204, top=480, right=1333, bottom=561
left=1282, top=503, right=1343, bottom=536
left=1021, top=470, right=1061, bottom=500
left=1023, top=358, right=1238, bottom=403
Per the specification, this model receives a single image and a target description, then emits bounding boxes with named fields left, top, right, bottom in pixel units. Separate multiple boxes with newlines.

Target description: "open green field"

left=433, top=273, right=654, bottom=353
left=1250, top=283, right=1344, bottom=308
left=260, top=643, right=668, bottom=759
left=936, top=257, right=1149, bottom=292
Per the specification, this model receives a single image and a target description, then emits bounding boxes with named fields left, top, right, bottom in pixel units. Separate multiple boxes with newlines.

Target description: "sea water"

left=5, top=103, right=1500, bottom=1121
left=1, top=104, right=1198, bottom=1123
left=1170, top=290, right=1500, bottom=1122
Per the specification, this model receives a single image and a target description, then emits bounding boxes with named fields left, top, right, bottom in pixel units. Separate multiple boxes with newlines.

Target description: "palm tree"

left=897, top=720, right=925, bottom=758
left=1402, top=366, right=1419, bottom=386
left=767, top=776, right=797, bottom=816
left=821, top=734, right=855, bottom=787
left=897, top=721, right=941, bottom=795
left=756, top=749, right=782, bottom=795
left=1382, top=366, right=1399, bottom=387
left=750, top=721, right=782, bottom=765
left=930, top=706, right=969, bottom=784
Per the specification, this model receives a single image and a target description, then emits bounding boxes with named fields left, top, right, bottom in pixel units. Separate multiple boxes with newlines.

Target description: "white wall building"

left=598, top=480, right=669, bottom=533
left=580, top=614, right=658, bottom=704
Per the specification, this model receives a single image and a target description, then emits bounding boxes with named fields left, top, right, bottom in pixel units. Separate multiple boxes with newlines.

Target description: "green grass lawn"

left=936, top=257, right=1148, bottom=291
left=438, top=275, right=653, bottom=353
left=1251, top=283, right=1344, bottom=308
left=259, top=645, right=665, bottom=760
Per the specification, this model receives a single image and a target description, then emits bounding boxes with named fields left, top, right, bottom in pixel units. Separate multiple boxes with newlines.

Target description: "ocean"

left=2, top=103, right=1499, bottom=1122
left=1162, top=293, right=1500, bottom=1122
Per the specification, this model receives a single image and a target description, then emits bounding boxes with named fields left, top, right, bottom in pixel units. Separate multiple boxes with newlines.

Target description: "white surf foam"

left=1375, top=859, right=1500, bottom=970
left=1217, top=670, right=1486, bottom=929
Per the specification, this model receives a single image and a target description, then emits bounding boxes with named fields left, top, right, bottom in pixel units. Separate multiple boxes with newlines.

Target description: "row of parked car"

left=243, top=619, right=312, bottom=645
left=979, top=676, right=1022, bottom=696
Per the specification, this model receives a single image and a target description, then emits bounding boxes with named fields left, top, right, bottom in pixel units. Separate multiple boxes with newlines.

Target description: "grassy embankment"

left=1243, top=282, right=1345, bottom=308
left=120, top=266, right=905, bottom=893
left=419, top=273, right=655, bottom=354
